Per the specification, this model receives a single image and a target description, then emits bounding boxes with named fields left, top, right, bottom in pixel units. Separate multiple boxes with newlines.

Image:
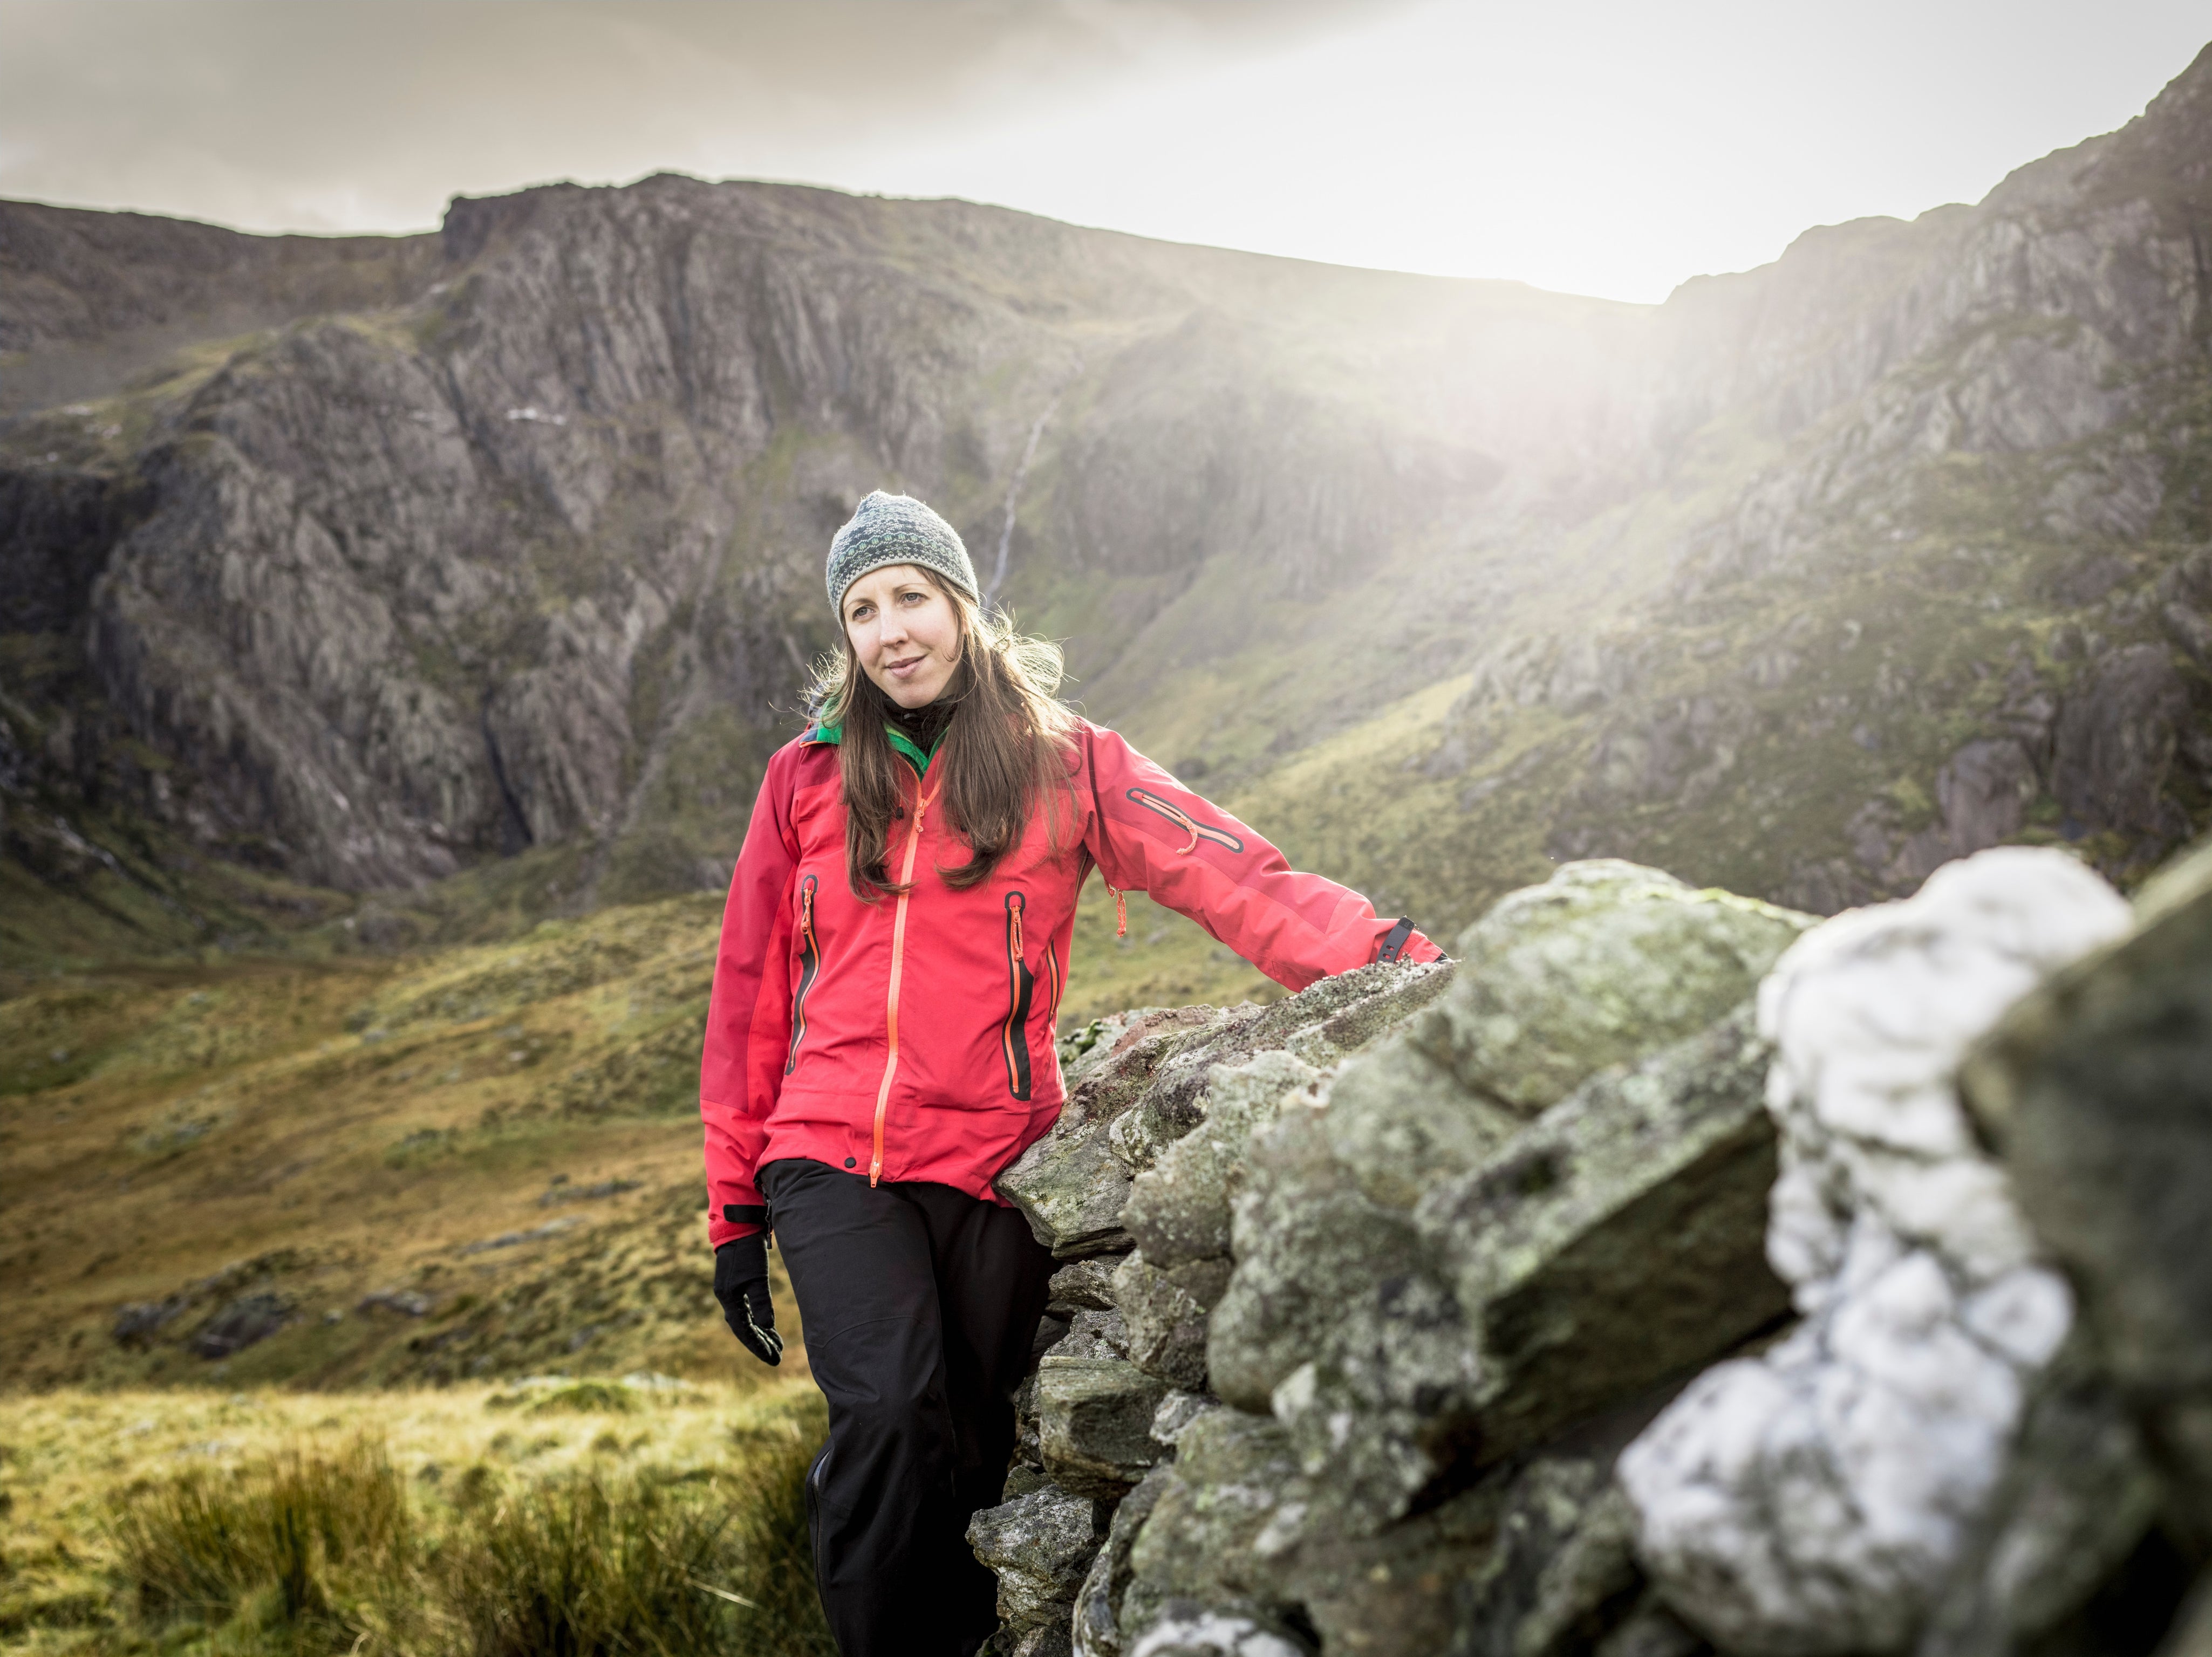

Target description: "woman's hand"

left=713, top=1236, right=783, bottom=1366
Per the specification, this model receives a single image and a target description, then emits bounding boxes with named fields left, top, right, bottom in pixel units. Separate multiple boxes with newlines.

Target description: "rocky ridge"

left=967, top=844, right=2212, bottom=1657
left=5, top=46, right=2212, bottom=967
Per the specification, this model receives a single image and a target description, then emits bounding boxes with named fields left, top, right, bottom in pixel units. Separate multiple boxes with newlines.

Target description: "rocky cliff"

left=4, top=45, right=2209, bottom=962
left=969, top=842, right=2212, bottom=1656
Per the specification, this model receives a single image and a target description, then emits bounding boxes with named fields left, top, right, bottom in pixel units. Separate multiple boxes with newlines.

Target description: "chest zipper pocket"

left=1001, top=892, right=1035, bottom=1100
left=786, top=875, right=821, bottom=1075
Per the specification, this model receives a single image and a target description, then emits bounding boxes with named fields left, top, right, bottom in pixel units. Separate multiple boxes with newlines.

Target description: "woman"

left=699, top=491, right=1440, bottom=1657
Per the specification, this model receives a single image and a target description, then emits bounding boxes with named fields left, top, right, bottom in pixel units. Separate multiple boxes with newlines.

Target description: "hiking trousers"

left=758, top=1156, right=1055, bottom=1657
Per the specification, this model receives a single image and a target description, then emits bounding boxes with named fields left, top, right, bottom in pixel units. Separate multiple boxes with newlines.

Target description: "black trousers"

left=759, top=1157, right=1056, bottom=1657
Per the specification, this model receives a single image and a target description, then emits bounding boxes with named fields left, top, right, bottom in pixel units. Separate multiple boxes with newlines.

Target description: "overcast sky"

left=3, top=1, right=2206, bottom=303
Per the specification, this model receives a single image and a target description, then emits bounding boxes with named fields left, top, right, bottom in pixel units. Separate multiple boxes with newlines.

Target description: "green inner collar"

left=808, top=717, right=945, bottom=777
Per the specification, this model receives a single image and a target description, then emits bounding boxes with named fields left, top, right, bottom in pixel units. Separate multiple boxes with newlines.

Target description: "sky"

left=2, top=1, right=2206, bottom=304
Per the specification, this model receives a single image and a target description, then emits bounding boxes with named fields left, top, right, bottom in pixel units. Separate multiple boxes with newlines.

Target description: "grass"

left=0, top=864, right=1275, bottom=1395
left=0, top=1380, right=833, bottom=1656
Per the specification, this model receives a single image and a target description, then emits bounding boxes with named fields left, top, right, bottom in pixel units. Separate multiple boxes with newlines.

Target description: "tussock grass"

left=2, top=1381, right=835, bottom=1656
left=440, top=1414, right=831, bottom=1657
left=109, top=1435, right=409, bottom=1637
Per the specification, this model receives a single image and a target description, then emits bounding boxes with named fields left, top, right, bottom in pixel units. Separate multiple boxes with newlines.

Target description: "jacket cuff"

left=707, top=1196, right=768, bottom=1248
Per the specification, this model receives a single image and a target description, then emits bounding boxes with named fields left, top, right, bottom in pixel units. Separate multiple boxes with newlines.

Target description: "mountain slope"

left=2, top=43, right=2209, bottom=971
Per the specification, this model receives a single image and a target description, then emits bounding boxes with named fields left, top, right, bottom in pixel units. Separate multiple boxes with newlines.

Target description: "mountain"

left=3, top=43, right=2210, bottom=968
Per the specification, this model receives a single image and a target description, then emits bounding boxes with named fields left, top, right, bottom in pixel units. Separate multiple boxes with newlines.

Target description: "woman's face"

left=842, top=564, right=962, bottom=709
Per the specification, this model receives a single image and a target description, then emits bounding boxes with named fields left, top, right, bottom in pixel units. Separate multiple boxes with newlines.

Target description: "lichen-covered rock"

left=1074, top=1466, right=1175, bottom=1657
left=1427, top=860, right=1810, bottom=1116
left=1911, top=1334, right=2161, bottom=1657
left=1963, top=837, right=2212, bottom=1536
left=1124, top=1052, right=1326, bottom=1270
left=1453, top=1461, right=1642, bottom=1657
left=1126, top=1611, right=1312, bottom=1657
left=971, top=1487, right=1112, bottom=1634
left=1114, top=1252, right=1233, bottom=1392
left=1041, top=1355, right=1175, bottom=1499
left=1002, top=965, right=1455, bottom=1261
left=1107, top=1399, right=1704, bottom=1657
left=1619, top=847, right=2134, bottom=1657
left=1409, top=1002, right=1790, bottom=1461
left=1218, top=977, right=1794, bottom=1525
left=1206, top=1096, right=1432, bottom=1418
left=1053, top=1308, right=1131, bottom=1361
left=1052, top=1256, right=1125, bottom=1313
left=1004, top=1008, right=1227, bottom=1258
left=1112, top=964, right=1455, bottom=1179
left=1118, top=1409, right=1310, bottom=1647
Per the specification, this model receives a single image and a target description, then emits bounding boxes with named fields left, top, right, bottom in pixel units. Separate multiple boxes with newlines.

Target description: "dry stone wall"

left=972, top=847, right=2212, bottom=1656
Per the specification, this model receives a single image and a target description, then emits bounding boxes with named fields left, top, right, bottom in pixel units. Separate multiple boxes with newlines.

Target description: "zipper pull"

left=1107, top=884, right=1127, bottom=937
left=1011, top=894, right=1023, bottom=957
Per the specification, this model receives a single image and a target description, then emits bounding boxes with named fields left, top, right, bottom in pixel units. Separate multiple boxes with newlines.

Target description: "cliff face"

left=2, top=45, right=2209, bottom=950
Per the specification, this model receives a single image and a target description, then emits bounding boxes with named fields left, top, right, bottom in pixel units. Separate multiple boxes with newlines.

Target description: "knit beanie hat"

left=826, top=491, right=978, bottom=614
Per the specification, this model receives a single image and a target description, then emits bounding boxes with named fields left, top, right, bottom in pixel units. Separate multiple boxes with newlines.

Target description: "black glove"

left=714, top=1235, right=783, bottom=1366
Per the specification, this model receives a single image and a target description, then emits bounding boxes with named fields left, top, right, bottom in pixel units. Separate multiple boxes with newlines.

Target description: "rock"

left=1453, top=1462, right=1643, bottom=1657
left=1052, top=1257, right=1125, bottom=1313
left=1124, top=1611, right=1312, bottom=1657
left=1040, top=1356, right=1174, bottom=1499
left=1050, top=1309, right=1130, bottom=1362
left=1206, top=1095, right=1431, bottom=1418
left=1003, top=965, right=1456, bottom=1262
left=189, top=1292, right=292, bottom=1358
left=1963, top=837, right=2212, bottom=1536
left=1114, top=1253, right=1233, bottom=1392
left=969, top=1486, right=1110, bottom=1634
left=1118, top=1406, right=1521, bottom=1657
left=1033, top=1311, right=1077, bottom=1364
left=2051, top=643, right=2193, bottom=852
left=2166, top=1586, right=2212, bottom=1657
left=1015, top=1372, right=1044, bottom=1471
left=1619, top=848, right=2134, bottom=1657
left=1248, top=1002, right=1787, bottom=1530
left=1208, top=863, right=1806, bottom=1527
left=1073, top=1466, right=1174, bottom=1657
left=1410, top=1002, right=1788, bottom=1467
left=1935, top=738, right=2039, bottom=858
left=1117, top=1409, right=1312, bottom=1652
left=1315, top=865, right=1808, bottom=1219
left=1002, top=1008, right=1247, bottom=1258
left=1912, top=1336, right=2161, bottom=1657
left=1423, top=861, right=1810, bottom=1118
left=1151, top=1391, right=1221, bottom=1448
left=1124, top=1052, right=1327, bottom=1270
left=1111, top=963, right=1455, bottom=1179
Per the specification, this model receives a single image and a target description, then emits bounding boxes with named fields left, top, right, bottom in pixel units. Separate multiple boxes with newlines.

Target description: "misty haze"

left=2, top=9, right=2210, bottom=1657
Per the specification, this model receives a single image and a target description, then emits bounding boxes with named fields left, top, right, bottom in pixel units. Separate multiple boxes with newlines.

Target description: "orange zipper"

left=1001, top=892, right=1035, bottom=1100
left=784, top=875, right=821, bottom=1075
left=870, top=780, right=939, bottom=1184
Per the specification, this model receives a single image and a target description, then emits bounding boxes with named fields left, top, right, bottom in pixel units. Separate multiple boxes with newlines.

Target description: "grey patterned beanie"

left=826, top=491, right=978, bottom=614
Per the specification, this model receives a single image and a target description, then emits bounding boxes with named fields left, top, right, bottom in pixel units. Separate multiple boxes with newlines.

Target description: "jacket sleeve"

left=1077, top=723, right=1443, bottom=992
left=700, top=750, right=802, bottom=1247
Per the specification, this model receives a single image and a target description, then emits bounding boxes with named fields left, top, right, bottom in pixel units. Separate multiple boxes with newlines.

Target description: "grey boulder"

left=970, top=1486, right=1111, bottom=1635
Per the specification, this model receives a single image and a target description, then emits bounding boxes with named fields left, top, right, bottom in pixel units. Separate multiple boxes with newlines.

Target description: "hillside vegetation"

left=5, top=44, right=2209, bottom=966
left=3, top=37, right=2212, bottom=1653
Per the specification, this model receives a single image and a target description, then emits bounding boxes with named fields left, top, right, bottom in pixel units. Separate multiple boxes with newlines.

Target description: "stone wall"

left=968, top=846, right=2212, bottom=1656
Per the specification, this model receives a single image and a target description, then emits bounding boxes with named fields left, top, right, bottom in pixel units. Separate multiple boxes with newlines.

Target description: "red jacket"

left=699, top=717, right=1441, bottom=1247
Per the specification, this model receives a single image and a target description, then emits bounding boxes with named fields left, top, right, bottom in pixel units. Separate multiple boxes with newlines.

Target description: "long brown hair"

left=808, top=570, right=1078, bottom=900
